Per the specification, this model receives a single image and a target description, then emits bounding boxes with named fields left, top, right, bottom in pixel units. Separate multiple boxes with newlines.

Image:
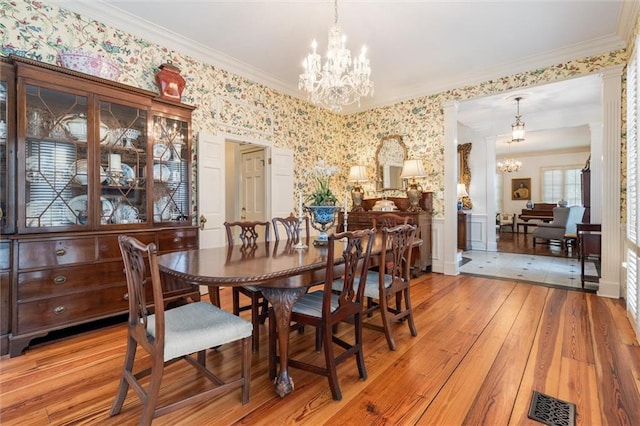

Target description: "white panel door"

left=240, top=149, right=265, bottom=222
left=270, top=146, right=294, bottom=219
left=197, top=132, right=225, bottom=249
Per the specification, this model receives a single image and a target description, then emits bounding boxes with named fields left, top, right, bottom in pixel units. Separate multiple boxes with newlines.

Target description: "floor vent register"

left=528, top=391, right=576, bottom=426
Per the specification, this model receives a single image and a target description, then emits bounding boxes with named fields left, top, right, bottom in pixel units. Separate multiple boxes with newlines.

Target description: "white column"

left=444, top=101, right=459, bottom=275
left=589, top=122, right=603, bottom=224
left=598, top=65, right=624, bottom=298
left=486, top=135, right=498, bottom=251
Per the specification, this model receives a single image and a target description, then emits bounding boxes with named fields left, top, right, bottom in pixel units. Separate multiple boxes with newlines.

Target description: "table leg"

left=260, top=286, right=307, bottom=397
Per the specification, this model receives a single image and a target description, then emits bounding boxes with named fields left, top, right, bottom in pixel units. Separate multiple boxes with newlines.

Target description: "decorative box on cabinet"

left=4, top=56, right=199, bottom=356
left=337, top=192, right=432, bottom=273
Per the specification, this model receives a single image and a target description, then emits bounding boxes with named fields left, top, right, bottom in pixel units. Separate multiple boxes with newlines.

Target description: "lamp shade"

left=348, top=165, right=368, bottom=182
left=457, top=183, right=469, bottom=198
left=400, top=159, right=426, bottom=179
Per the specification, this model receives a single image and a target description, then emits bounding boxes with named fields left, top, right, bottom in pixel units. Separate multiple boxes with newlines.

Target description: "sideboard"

left=337, top=192, right=432, bottom=273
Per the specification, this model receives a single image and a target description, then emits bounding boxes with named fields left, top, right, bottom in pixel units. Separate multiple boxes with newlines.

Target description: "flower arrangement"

left=307, top=160, right=339, bottom=206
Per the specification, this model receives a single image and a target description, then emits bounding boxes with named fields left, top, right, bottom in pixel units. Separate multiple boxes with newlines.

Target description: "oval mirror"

left=376, top=135, right=406, bottom=191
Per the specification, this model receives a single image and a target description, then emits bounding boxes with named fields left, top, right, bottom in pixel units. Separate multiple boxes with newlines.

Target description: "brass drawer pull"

left=173, top=237, right=182, bottom=243
left=53, top=276, right=67, bottom=285
left=53, top=306, right=65, bottom=314
left=55, top=248, right=66, bottom=256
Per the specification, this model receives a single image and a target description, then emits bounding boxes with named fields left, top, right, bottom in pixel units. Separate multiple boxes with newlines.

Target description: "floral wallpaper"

left=0, top=0, right=630, bottom=220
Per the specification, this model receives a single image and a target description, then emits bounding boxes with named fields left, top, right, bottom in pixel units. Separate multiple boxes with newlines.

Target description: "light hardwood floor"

left=1, top=273, right=639, bottom=425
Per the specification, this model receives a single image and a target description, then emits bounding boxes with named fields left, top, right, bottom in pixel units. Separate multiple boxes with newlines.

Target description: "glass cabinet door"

left=0, top=62, right=12, bottom=233
left=22, top=84, right=90, bottom=231
left=99, top=100, right=147, bottom=225
left=151, top=115, right=189, bottom=223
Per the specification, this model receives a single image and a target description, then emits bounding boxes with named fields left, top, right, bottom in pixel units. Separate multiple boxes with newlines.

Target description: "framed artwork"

left=511, top=178, right=531, bottom=200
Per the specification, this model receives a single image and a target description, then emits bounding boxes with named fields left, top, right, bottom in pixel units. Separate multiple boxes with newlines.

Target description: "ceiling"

left=56, top=0, right=636, bottom=154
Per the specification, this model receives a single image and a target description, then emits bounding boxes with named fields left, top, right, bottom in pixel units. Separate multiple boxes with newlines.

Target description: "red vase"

left=155, top=61, right=185, bottom=101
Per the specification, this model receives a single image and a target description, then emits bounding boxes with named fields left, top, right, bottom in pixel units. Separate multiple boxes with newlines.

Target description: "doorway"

left=198, top=131, right=294, bottom=249
left=452, top=74, right=603, bottom=278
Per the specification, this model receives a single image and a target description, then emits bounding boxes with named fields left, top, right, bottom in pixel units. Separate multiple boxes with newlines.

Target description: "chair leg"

left=241, top=336, right=251, bottom=404
left=140, top=355, right=165, bottom=426
left=353, top=313, right=367, bottom=381
left=259, top=298, right=269, bottom=324
left=379, top=294, right=397, bottom=351
left=251, top=294, right=260, bottom=352
left=232, top=288, right=241, bottom=315
left=110, top=335, right=137, bottom=416
left=207, top=287, right=220, bottom=307
left=404, top=287, right=417, bottom=337
left=322, top=324, right=341, bottom=400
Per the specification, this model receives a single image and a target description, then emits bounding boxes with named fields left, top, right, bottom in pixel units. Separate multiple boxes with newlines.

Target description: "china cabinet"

left=3, top=55, right=199, bottom=356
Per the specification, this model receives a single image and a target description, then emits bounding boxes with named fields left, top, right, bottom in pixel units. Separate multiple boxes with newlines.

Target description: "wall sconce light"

left=348, top=165, right=368, bottom=212
left=400, top=159, right=426, bottom=212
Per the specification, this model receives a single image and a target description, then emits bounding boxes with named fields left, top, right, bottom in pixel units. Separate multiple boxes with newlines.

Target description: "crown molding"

left=56, top=0, right=630, bottom=116
left=352, top=33, right=626, bottom=114
left=618, top=0, right=640, bottom=43
left=55, top=0, right=301, bottom=99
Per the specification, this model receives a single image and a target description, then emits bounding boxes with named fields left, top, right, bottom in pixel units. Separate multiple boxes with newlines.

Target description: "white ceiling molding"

left=55, top=0, right=300, bottom=99
left=55, top=0, right=629, bottom=116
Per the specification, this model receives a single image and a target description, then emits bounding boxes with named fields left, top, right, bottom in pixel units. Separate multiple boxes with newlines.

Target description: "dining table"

left=157, top=234, right=420, bottom=397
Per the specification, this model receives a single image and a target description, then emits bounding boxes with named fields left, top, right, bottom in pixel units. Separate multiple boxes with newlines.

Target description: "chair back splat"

left=225, top=221, right=271, bottom=351
left=272, top=216, right=310, bottom=243
left=110, top=235, right=252, bottom=426
left=268, top=228, right=376, bottom=400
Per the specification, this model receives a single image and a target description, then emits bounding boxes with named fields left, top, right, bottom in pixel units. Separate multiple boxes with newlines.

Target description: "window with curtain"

left=541, top=166, right=582, bottom=205
left=626, top=35, right=639, bottom=335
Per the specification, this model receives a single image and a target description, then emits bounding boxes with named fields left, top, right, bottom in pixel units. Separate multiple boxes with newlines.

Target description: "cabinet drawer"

left=158, top=229, right=198, bottom=251
left=97, top=233, right=156, bottom=260
left=18, top=238, right=96, bottom=269
left=15, top=285, right=129, bottom=334
left=17, top=262, right=126, bottom=300
left=0, top=241, right=10, bottom=270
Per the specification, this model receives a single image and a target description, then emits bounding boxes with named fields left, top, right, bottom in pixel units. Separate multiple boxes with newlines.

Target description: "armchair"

left=532, top=206, right=585, bottom=252
left=497, top=213, right=515, bottom=233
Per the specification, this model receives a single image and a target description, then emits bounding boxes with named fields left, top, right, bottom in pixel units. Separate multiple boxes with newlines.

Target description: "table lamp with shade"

left=400, top=159, right=426, bottom=212
left=348, top=165, right=368, bottom=212
left=457, top=183, right=469, bottom=210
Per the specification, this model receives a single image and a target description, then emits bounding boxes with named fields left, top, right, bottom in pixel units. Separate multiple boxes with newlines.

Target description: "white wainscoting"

left=431, top=217, right=444, bottom=273
left=469, top=213, right=489, bottom=251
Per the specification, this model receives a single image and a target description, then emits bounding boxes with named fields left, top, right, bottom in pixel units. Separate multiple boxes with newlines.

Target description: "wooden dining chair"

left=371, top=213, right=419, bottom=277
left=111, top=236, right=252, bottom=426
left=371, top=212, right=412, bottom=229
left=268, top=228, right=376, bottom=400
left=225, top=220, right=270, bottom=351
left=361, top=223, right=418, bottom=350
left=272, top=215, right=310, bottom=243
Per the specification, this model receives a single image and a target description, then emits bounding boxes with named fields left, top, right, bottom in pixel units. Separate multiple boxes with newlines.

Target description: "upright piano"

left=518, top=203, right=555, bottom=234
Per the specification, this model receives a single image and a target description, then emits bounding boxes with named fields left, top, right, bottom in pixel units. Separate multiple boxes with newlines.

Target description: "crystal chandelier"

left=497, top=138, right=521, bottom=173
left=298, top=0, right=374, bottom=112
left=496, top=157, right=522, bottom=173
left=511, top=96, right=525, bottom=142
